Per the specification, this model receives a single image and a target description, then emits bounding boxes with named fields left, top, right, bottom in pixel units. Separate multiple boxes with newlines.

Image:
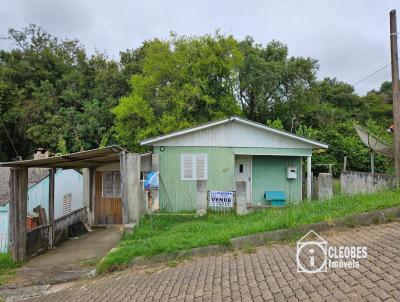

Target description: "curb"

left=126, top=206, right=400, bottom=268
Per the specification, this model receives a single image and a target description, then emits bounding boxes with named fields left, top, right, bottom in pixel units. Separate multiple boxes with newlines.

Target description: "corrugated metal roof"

left=0, top=146, right=125, bottom=169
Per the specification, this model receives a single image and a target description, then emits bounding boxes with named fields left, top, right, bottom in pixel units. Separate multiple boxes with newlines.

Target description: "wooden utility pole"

left=390, top=10, right=400, bottom=186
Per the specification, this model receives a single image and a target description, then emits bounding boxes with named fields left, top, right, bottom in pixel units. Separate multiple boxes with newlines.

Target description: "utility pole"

left=390, top=10, right=400, bottom=186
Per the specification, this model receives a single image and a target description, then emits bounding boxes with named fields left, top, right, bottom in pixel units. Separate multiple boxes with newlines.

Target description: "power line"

left=1, top=120, right=19, bottom=158
left=352, top=63, right=391, bottom=87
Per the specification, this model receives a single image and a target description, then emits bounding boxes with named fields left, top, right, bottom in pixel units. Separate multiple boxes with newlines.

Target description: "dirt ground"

left=3, top=226, right=123, bottom=288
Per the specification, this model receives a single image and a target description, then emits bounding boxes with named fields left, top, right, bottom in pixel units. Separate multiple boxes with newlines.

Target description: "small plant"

left=344, top=217, right=357, bottom=228
left=242, top=244, right=256, bottom=254
left=232, top=249, right=239, bottom=257
left=0, top=253, right=20, bottom=286
left=80, top=257, right=100, bottom=267
left=384, top=212, right=397, bottom=222
left=325, top=215, right=335, bottom=227
left=372, top=216, right=381, bottom=225
left=167, top=256, right=191, bottom=268
left=167, top=260, right=179, bottom=268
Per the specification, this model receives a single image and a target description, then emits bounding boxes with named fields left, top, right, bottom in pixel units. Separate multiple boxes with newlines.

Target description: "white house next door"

left=235, top=155, right=252, bottom=203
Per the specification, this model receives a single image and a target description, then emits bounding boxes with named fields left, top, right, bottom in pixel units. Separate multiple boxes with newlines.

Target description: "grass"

left=0, top=253, right=20, bottom=286
left=97, top=189, right=400, bottom=273
left=333, top=178, right=341, bottom=195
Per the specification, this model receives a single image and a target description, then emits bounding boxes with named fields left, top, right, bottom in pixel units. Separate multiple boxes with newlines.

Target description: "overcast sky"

left=0, top=0, right=399, bottom=95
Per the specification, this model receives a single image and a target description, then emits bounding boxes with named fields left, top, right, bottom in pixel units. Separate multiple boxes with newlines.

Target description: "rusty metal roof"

left=0, top=146, right=125, bottom=169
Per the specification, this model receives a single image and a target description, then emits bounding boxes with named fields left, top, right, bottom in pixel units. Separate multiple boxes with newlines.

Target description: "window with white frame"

left=63, top=194, right=72, bottom=215
left=181, top=154, right=208, bottom=180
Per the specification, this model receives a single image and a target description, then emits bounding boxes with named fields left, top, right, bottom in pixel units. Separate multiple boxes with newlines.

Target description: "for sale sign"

left=209, top=191, right=234, bottom=207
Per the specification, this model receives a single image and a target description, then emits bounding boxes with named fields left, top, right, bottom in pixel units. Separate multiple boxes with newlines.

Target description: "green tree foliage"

left=0, top=25, right=131, bottom=160
left=113, top=33, right=243, bottom=150
left=0, top=25, right=395, bottom=176
left=238, top=37, right=318, bottom=127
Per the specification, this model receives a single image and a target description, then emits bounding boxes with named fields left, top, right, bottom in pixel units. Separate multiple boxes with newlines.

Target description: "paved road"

left=24, top=222, right=400, bottom=301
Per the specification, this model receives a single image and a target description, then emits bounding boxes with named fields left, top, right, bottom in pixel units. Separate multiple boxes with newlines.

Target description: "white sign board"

left=209, top=191, right=234, bottom=207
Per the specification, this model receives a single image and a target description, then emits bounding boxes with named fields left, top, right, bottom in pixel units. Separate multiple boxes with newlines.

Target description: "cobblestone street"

left=22, top=222, right=400, bottom=301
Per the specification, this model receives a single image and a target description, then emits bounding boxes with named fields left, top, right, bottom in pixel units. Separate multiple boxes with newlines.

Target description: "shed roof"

left=0, top=146, right=125, bottom=169
left=140, top=116, right=328, bottom=149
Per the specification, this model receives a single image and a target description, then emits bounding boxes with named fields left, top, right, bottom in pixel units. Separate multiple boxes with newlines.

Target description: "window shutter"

left=63, top=194, right=72, bottom=215
left=195, top=154, right=207, bottom=179
left=182, top=154, right=194, bottom=179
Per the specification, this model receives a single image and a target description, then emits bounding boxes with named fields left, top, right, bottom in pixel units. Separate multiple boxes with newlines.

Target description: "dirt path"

left=0, top=226, right=122, bottom=297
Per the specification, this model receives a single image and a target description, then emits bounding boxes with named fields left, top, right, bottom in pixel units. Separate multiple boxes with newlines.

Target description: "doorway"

left=95, top=171, right=122, bottom=224
left=235, top=155, right=252, bottom=203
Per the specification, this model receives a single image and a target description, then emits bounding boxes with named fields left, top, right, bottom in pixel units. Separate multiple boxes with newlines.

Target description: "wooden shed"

left=0, top=146, right=153, bottom=261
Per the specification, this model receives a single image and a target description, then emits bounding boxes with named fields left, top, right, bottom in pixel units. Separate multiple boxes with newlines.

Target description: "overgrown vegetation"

left=97, top=189, right=400, bottom=273
left=0, top=25, right=395, bottom=175
left=0, top=253, right=20, bottom=285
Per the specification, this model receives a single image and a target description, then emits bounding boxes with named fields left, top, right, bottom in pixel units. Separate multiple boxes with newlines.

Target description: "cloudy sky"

left=0, top=0, right=399, bottom=95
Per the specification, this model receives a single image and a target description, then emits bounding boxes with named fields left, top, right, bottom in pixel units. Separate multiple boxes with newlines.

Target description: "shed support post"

left=48, top=168, right=55, bottom=248
left=126, top=153, right=142, bottom=224
left=307, top=156, right=312, bottom=200
left=9, top=168, right=28, bottom=261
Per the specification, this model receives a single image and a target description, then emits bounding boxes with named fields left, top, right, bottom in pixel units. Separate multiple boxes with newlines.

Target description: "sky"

left=0, top=0, right=399, bottom=95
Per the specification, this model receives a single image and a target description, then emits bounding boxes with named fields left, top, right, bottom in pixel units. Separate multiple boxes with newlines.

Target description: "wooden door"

left=95, top=172, right=122, bottom=224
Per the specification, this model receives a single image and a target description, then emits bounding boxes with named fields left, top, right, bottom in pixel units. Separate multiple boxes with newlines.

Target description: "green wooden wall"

left=154, top=146, right=306, bottom=211
left=252, top=156, right=302, bottom=204
left=155, top=146, right=235, bottom=211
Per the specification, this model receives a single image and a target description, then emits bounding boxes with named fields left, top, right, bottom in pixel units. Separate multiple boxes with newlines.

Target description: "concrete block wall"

left=341, top=171, right=396, bottom=196
left=317, top=173, right=333, bottom=201
left=196, top=180, right=207, bottom=216
left=236, top=181, right=249, bottom=215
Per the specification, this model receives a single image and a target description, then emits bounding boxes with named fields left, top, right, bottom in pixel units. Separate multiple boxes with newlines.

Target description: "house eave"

left=140, top=116, right=328, bottom=149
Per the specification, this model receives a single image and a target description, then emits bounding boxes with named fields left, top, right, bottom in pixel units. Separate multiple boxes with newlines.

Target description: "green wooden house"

left=141, top=116, right=328, bottom=211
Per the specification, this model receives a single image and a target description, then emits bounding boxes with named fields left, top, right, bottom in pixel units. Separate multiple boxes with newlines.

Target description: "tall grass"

left=98, top=190, right=400, bottom=273
left=0, top=253, right=19, bottom=285
left=0, top=253, right=18, bottom=273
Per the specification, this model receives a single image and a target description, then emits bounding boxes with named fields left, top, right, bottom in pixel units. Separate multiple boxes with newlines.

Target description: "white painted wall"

left=26, top=169, right=84, bottom=218
left=1, top=169, right=83, bottom=252
left=0, top=204, right=9, bottom=252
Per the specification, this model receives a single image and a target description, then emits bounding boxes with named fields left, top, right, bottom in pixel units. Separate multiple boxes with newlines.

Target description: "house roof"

left=0, top=167, right=50, bottom=206
left=0, top=146, right=125, bottom=169
left=140, top=116, right=328, bottom=149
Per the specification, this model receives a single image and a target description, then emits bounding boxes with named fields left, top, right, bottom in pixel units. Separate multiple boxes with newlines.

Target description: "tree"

left=114, top=33, right=243, bottom=150
left=0, top=25, right=131, bottom=160
left=237, top=37, right=318, bottom=127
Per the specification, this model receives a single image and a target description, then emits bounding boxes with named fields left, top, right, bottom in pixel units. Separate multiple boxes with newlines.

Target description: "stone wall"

left=341, top=171, right=396, bottom=195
